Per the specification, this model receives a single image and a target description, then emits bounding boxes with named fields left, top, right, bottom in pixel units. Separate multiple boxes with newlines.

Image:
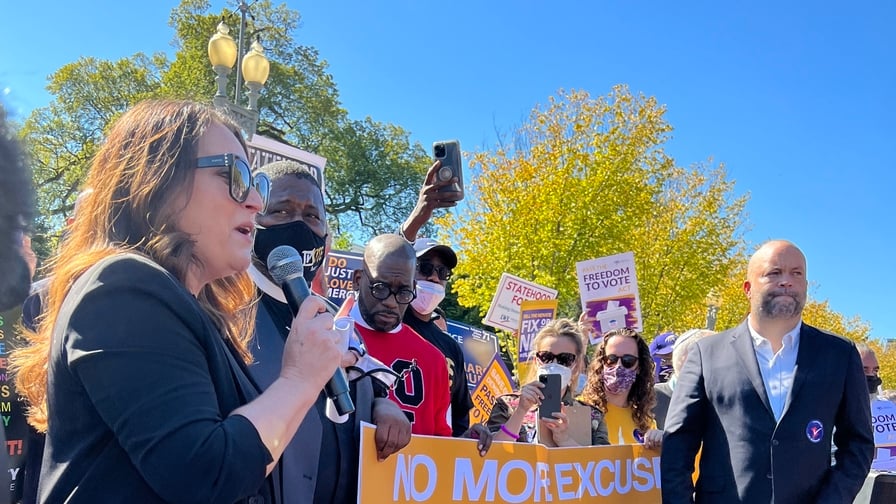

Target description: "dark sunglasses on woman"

left=417, top=261, right=452, bottom=281
left=535, top=350, right=577, bottom=367
left=197, top=154, right=270, bottom=211
left=603, top=353, right=638, bottom=369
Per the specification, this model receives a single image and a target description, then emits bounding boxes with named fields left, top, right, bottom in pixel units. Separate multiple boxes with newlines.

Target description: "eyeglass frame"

left=362, top=270, right=417, bottom=305
left=603, top=353, right=639, bottom=369
left=535, top=350, right=577, bottom=368
left=417, top=260, right=452, bottom=281
left=196, top=154, right=270, bottom=211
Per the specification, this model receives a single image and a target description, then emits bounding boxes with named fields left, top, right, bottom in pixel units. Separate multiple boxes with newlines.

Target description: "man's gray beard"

left=760, top=294, right=803, bottom=319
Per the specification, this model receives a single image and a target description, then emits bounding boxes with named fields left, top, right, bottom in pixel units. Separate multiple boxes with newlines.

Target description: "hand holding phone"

left=538, top=373, right=562, bottom=420
left=432, top=140, right=464, bottom=201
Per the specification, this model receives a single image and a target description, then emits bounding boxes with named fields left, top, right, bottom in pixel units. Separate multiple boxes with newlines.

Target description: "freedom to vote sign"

left=358, top=423, right=662, bottom=503
left=871, top=399, right=896, bottom=471
left=576, top=252, right=643, bottom=345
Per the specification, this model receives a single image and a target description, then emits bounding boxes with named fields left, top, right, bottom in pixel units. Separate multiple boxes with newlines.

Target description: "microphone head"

left=267, top=245, right=305, bottom=285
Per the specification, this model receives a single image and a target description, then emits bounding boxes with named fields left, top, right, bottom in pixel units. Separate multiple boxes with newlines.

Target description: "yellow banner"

left=358, top=423, right=661, bottom=503
left=468, top=355, right=514, bottom=426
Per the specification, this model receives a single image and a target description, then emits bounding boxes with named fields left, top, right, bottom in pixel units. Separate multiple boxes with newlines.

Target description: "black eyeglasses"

left=364, top=271, right=417, bottom=304
left=196, top=154, right=270, bottom=211
left=417, top=261, right=452, bottom=281
left=603, top=354, right=639, bottom=369
left=535, top=350, right=577, bottom=367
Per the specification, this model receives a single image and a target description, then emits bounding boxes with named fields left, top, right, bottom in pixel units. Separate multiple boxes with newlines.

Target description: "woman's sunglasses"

left=197, top=154, right=270, bottom=211
left=535, top=350, right=577, bottom=367
left=603, top=353, right=639, bottom=369
left=417, top=261, right=452, bottom=281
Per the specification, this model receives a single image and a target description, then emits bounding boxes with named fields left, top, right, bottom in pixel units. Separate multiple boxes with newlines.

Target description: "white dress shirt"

left=748, top=317, right=802, bottom=422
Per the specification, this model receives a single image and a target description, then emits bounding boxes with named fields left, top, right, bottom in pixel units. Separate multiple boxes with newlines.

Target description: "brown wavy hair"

left=10, top=99, right=258, bottom=432
left=580, top=327, right=656, bottom=434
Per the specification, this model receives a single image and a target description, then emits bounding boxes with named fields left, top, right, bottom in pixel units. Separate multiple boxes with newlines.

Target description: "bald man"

left=662, top=240, right=873, bottom=503
left=348, top=235, right=454, bottom=436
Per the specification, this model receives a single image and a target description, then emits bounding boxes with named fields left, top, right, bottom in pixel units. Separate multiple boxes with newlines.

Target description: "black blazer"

left=248, top=294, right=375, bottom=504
left=652, top=381, right=673, bottom=430
left=39, top=255, right=272, bottom=503
left=661, top=321, right=874, bottom=503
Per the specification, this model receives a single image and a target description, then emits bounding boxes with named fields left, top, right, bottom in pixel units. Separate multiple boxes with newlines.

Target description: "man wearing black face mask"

left=247, top=160, right=411, bottom=504
left=857, top=343, right=882, bottom=399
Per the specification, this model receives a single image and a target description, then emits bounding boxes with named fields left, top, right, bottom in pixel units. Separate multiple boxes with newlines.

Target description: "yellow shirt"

left=604, top=403, right=656, bottom=445
left=605, top=402, right=698, bottom=482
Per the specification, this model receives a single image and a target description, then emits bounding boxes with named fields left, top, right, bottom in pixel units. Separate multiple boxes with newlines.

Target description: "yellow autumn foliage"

left=436, top=86, right=886, bottom=383
left=437, top=86, right=747, bottom=336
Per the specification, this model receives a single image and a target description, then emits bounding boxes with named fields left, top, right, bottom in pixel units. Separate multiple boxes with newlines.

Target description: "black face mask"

left=253, top=220, right=327, bottom=285
left=867, top=375, right=882, bottom=394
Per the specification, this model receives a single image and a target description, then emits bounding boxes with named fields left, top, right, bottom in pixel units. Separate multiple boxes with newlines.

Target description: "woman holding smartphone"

left=487, top=319, right=608, bottom=446
left=12, top=99, right=342, bottom=503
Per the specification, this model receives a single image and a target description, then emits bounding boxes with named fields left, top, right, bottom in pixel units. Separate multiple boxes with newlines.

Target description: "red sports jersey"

left=356, top=323, right=452, bottom=437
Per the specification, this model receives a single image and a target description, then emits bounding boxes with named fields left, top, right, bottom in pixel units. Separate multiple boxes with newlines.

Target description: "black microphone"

left=267, top=245, right=355, bottom=416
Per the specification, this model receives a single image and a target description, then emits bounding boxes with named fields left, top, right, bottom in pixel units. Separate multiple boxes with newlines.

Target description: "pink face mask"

left=603, top=364, right=638, bottom=395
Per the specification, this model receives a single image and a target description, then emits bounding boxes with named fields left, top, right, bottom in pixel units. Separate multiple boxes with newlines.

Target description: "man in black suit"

left=662, top=240, right=874, bottom=503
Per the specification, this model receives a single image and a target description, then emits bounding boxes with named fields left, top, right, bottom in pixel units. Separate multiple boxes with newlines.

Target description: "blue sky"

left=2, top=1, right=894, bottom=340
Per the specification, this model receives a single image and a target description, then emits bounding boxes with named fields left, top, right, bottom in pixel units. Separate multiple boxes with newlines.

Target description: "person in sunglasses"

left=580, top=327, right=662, bottom=449
left=487, top=319, right=609, bottom=446
left=397, top=158, right=474, bottom=438
left=397, top=238, right=475, bottom=437
left=11, top=100, right=343, bottom=503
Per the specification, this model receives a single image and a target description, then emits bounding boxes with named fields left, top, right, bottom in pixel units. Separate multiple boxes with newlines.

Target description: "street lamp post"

left=705, top=290, right=721, bottom=331
left=207, top=1, right=270, bottom=141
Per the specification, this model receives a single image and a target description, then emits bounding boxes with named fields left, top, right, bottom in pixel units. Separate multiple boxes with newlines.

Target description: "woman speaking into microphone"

left=11, top=99, right=342, bottom=503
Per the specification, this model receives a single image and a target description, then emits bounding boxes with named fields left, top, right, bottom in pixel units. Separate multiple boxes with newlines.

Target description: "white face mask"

left=536, top=363, right=573, bottom=392
left=410, top=280, right=446, bottom=315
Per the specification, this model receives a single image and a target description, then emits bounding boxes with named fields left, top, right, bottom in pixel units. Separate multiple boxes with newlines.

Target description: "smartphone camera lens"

left=434, top=144, right=446, bottom=158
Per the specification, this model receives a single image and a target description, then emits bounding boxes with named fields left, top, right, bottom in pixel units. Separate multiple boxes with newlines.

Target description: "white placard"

left=482, top=273, right=558, bottom=333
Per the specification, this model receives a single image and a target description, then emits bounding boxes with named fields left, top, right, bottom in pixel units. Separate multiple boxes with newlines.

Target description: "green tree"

left=438, top=86, right=749, bottom=336
left=23, top=0, right=428, bottom=257
left=22, top=54, right=166, bottom=256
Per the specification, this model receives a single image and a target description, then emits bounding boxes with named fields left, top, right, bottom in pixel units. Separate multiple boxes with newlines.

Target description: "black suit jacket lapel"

left=781, top=323, right=818, bottom=418
left=731, top=320, right=775, bottom=419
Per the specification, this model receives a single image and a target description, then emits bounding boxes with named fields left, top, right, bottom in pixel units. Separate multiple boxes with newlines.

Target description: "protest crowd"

left=0, top=96, right=893, bottom=504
